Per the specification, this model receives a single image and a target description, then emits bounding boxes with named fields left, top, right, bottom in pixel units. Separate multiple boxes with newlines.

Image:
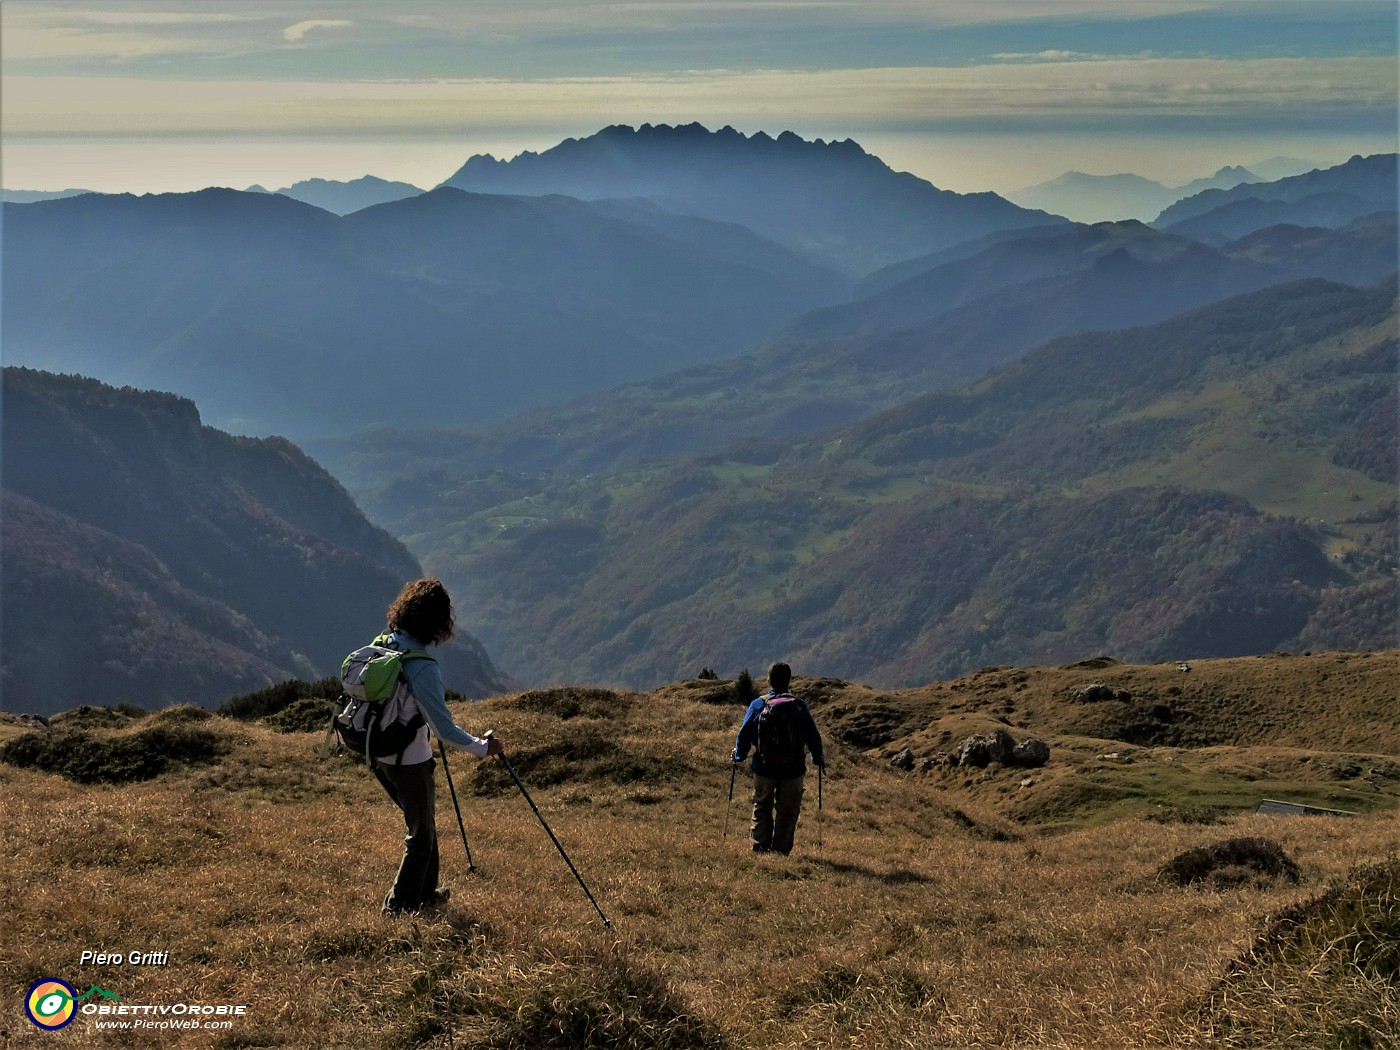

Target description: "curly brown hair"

left=386, top=577, right=455, bottom=645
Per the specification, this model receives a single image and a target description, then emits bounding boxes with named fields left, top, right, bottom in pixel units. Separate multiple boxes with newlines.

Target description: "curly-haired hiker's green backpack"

left=332, top=635, right=435, bottom=766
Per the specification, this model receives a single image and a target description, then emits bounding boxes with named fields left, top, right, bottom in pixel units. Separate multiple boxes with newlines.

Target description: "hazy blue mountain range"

left=381, top=278, right=1396, bottom=688
left=1245, top=157, right=1323, bottom=181
left=8, top=128, right=1395, bottom=700
left=798, top=217, right=1398, bottom=349
left=1008, top=165, right=1263, bottom=223
left=1, top=369, right=506, bottom=713
left=314, top=214, right=1399, bottom=495
left=269, top=174, right=425, bottom=214
left=0, top=188, right=96, bottom=204
left=1154, top=153, right=1397, bottom=233
left=1162, top=194, right=1398, bottom=246
left=440, top=122, right=1065, bottom=274
left=2, top=186, right=848, bottom=439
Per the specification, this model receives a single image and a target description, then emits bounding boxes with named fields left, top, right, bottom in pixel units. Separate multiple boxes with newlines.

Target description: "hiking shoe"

left=427, top=887, right=451, bottom=908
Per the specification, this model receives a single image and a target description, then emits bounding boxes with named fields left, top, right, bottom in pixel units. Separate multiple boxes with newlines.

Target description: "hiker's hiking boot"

left=382, top=887, right=450, bottom=916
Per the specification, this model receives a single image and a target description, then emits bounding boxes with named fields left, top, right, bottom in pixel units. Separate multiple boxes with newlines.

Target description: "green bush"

left=1159, top=836, right=1302, bottom=889
left=265, top=697, right=335, bottom=734
left=219, top=677, right=340, bottom=721
left=49, top=706, right=141, bottom=729
left=0, top=725, right=230, bottom=784
left=734, top=669, right=755, bottom=705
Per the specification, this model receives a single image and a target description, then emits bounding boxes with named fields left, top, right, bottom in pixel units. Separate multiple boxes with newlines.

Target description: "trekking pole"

left=818, top=762, right=824, bottom=848
left=723, top=758, right=738, bottom=840
left=484, top=732, right=611, bottom=928
left=438, top=741, right=475, bottom=873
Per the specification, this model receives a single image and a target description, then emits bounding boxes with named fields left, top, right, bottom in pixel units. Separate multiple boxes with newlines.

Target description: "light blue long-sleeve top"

left=375, top=630, right=490, bottom=764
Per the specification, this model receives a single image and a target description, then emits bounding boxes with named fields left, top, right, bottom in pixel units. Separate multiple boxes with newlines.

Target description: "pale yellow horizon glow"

left=2, top=127, right=1386, bottom=199
left=5, top=55, right=1393, bottom=139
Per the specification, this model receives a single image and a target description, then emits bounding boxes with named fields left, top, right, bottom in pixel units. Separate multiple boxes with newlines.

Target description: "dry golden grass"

left=0, top=653, right=1396, bottom=1049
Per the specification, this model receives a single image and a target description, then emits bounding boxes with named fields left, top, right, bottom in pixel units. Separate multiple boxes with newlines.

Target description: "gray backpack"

left=332, top=636, right=432, bottom=765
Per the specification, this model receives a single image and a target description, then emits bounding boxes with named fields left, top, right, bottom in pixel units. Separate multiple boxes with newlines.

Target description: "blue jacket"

left=376, top=630, right=490, bottom=764
left=734, top=691, right=824, bottom=780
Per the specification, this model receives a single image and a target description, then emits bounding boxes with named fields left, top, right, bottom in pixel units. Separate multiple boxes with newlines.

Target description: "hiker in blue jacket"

left=374, top=577, right=501, bottom=915
left=732, top=662, right=824, bottom=855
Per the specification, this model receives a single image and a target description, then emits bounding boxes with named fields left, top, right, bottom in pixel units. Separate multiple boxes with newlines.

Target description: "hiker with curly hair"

left=732, top=662, right=824, bottom=855
left=372, top=577, right=501, bottom=915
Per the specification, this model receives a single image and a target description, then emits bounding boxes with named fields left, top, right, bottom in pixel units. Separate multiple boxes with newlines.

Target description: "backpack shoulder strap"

left=371, top=633, right=437, bottom=663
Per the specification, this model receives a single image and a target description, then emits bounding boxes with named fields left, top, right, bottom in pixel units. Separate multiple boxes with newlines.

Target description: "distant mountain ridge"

left=1, top=369, right=507, bottom=713
left=1154, top=153, right=1397, bottom=235
left=2, top=186, right=848, bottom=438
left=1009, top=165, right=1265, bottom=223
left=315, top=213, right=1397, bottom=498
left=0, top=188, right=96, bottom=204
left=270, top=174, right=424, bottom=215
left=440, top=122, right=1065, bottom=274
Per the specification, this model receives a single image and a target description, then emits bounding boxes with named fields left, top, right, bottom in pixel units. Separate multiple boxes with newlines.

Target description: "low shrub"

left=49, top=705, right=141, bottom=729
left=1159, top=836, right=1303, bottom=889
left=265, top=697, right=335, bottom=734
left=150, top=704, right=214, bottom=724
left=0, top=724, right=230, bottom=784
left=512, top=687, right=635, bottom=720
left=219, top=677, right=340, bottom=721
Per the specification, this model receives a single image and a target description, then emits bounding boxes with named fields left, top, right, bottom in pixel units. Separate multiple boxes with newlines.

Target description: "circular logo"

left=26, top=978, right=77, bottom=1030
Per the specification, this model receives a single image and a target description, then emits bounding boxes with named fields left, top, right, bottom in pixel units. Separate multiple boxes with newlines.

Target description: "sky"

left=1, top=0, right=1396, bottom=196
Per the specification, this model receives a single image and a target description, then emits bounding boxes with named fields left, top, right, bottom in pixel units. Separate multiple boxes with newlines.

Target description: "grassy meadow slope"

left=2, top=651, right=1396, bottom=1049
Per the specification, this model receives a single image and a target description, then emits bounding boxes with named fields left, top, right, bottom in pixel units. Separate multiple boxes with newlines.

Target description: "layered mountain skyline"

left=3, top=121, right=1394, bottom=701
left=0, top=139, right=1362, bottom=230
left=6, top=124, right=1391, bottom=444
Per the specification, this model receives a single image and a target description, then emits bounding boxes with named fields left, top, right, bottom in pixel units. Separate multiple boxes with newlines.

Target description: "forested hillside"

left=315, top=216, right=1395, bottom=493
left=1, top=370, right=506, bottom=712
left=359, top=279, right=1396, bottom=688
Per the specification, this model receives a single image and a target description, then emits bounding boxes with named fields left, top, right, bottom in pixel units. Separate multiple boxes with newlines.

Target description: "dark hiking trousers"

left=373, top=758, right=439, bottom=912
left=752, top=773, right=805, bottom=854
